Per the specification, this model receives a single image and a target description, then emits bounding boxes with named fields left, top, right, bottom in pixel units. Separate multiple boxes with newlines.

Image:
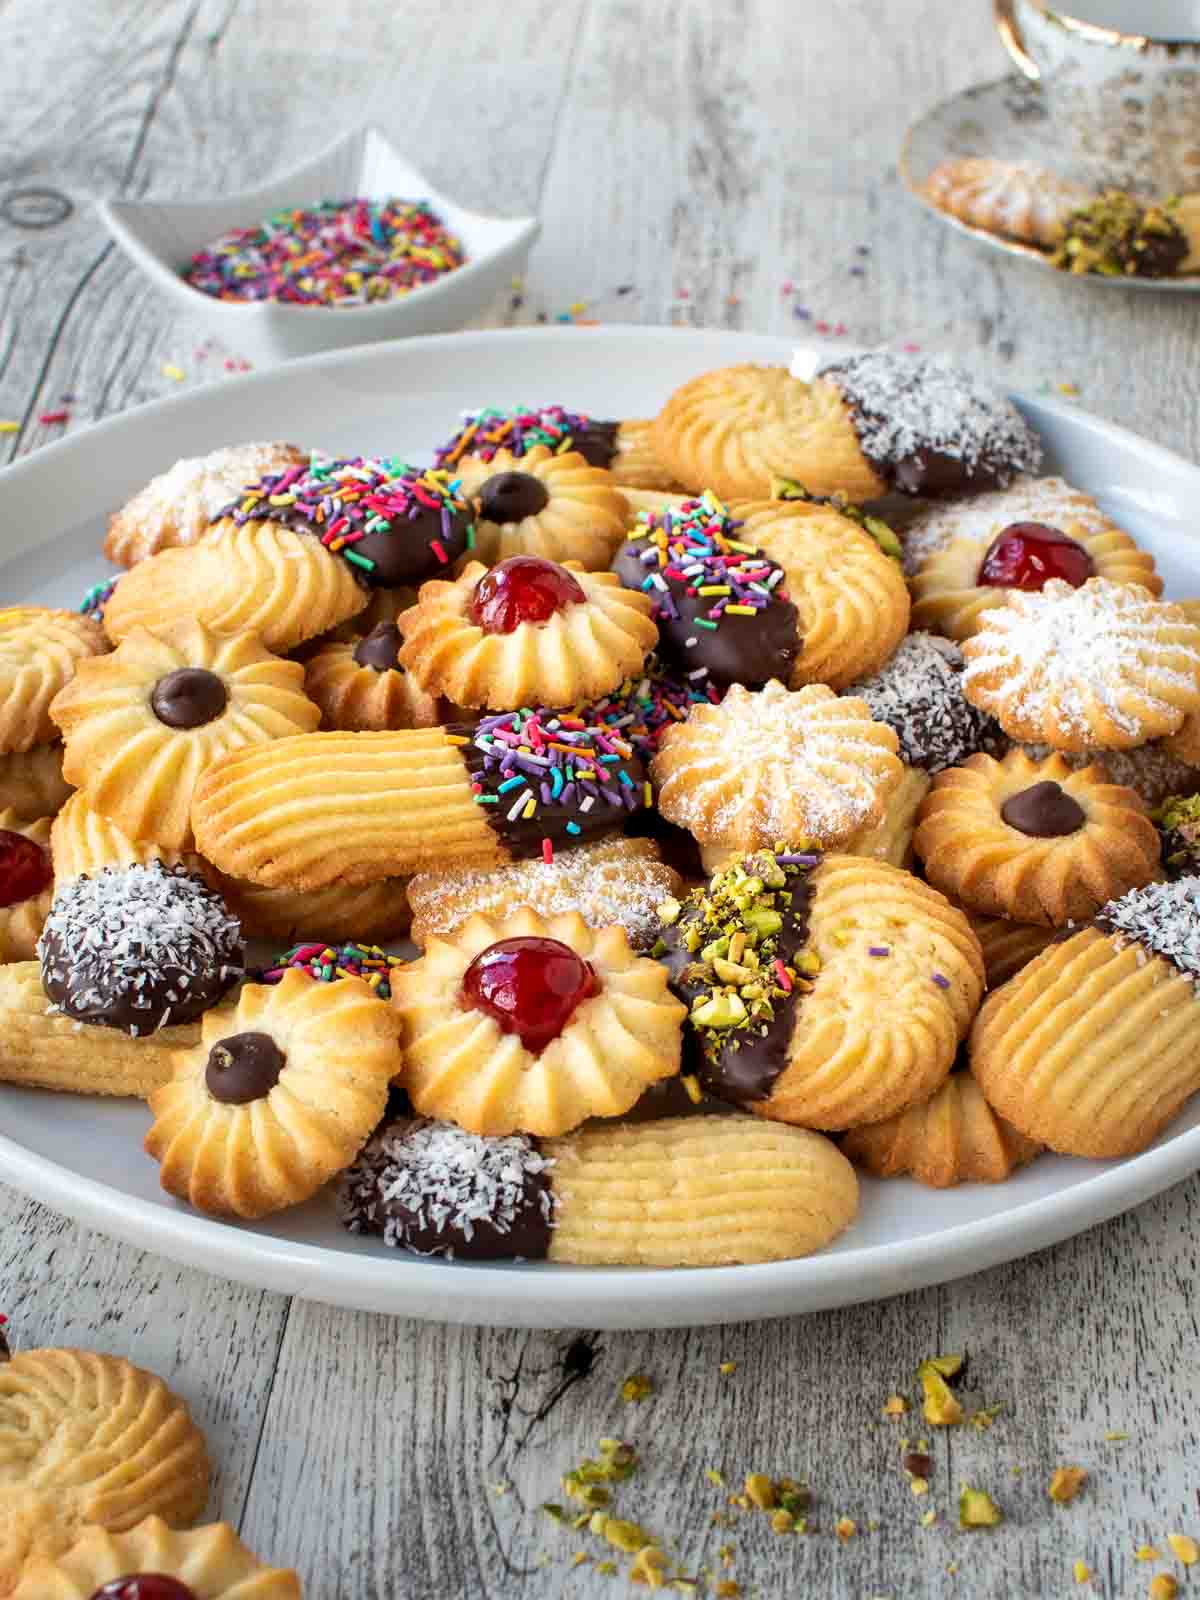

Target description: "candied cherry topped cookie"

left=451, top=443, right=630, bottom=570
left=0, top=810, right=53, bottom=963
left=398, top=557, right=656, bottom=709
left=391, top=908, right=685, bottom=1136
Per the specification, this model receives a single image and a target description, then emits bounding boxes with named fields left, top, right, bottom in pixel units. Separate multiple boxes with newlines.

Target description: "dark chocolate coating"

left=890, top=448, right=1001, bottom=497
left=611, top=537, right=800, bottom=689
left=622, top=808, right=707, bottom=883
left=352, top=504, right=469, bottom=587
left=477, top=470, right=550, bottom=524
left=566, top=419, right=620, bottom=469
left=657, top=873, right=817, bottom=1106
left=150, top=668, right=228, bottom=729
left=1000, top=781, right=1086, bottom=838
left=352, top=621, right=402, bottom=671
left=205, top=1030, right=286, bottom=1104
left=374, top=1169, right=553, bottom=1260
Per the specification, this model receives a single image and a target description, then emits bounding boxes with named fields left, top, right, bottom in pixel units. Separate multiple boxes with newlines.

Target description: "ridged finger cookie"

left=0, top=1348, right=209, bottom=1594
left=841, top=1068, right=1041, bottom=1187
left=11, top=1517, right=300, bottom=1600
left=453, top=445, right=630, bottom=570
left=0, top=744, right=72, bottom=821
left=0, top=609, right=107, bottom=754
left=102, top=520, right=368, bottom=652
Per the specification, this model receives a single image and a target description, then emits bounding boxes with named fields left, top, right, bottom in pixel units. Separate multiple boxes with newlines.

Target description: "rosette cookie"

left=0, top=608, right=107, bottom=754
left=51, top=620, right=320, bottom=850
left=11, top=1517, right=301, bottom=1600
left=0, top=744, right=72, bottom=821
left=914, top=750, right=1160, bottom=926
left=191, top=711, right=649, bottom=889
left=103, top=440, right=306, bottom=567
left=50, top=791, right=204, bottom=883
left=971, top=879, right=1200, bottom=1158
left=145, top=969, right=401, bottom=1218
left=652, top=681, right=902, bottom=854
left=391, top=909, right=685, bottom=1136
left=451, top=445, right=629, bottom=569
left=841, top=1068, right=1041, bottom=1188
left=398, top=557, right=656, bottom=709
left=303, top=623, right=441, bottom=731
left=341, top=1114, right=857, bottom=1266
left=961, top=579, right=1200, bottom=751
left=0, top=811, right=53, bottom=962
left=656, top=850, right=984, bottom=1130
left=899, top=474, right=1117, bottom=578
left=0, top=1348, right=209, bottom=1594
left=1018, top=738, right=1200, bottom=809
left=434, top=403, right=686, bottom=492
left=923, top=158, right=1089, bottom=247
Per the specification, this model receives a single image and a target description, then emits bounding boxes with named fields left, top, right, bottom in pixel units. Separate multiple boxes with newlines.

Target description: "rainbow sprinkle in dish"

left=257, top=941, right=406, bottom=999
left=182, top=198, right=466, bottom=307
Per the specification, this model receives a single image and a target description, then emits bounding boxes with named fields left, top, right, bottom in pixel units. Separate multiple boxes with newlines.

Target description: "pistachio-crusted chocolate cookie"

left=1154, top=792, right=1200, bottom=879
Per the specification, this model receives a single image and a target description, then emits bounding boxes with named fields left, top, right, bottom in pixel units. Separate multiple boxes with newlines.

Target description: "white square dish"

left=97, top=126, right=540, bottom=366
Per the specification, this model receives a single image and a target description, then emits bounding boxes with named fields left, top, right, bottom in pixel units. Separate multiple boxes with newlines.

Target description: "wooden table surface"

left=3, top=2, right=1200, bottom=1595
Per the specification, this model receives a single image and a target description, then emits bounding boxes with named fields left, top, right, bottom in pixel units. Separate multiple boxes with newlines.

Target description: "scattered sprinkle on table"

left=182, top=197, right=466, bottom=307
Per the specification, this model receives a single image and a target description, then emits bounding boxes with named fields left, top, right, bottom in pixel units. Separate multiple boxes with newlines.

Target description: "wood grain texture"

left=3, top=0, right=1200, bottom=1595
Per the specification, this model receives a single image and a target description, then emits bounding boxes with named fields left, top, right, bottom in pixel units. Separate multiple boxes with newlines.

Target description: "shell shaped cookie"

left=391, top=908, right=686, bottom=1136
left=50, top=619, right=321, bottom=851
left=0, top=608, right=107, bottom=755
left=731, top=499, right=911, bottom=688
left=304, top=625, right=441, bottom=731
left=841, top=1068, right=1041, bottom=1188
left=102, top=520, right=368, bottom=652
left=398, top=559, right=657, bottom=710
left=203, top=866, right=411, bottom=944
left=0, top=811, right=53, bottom=962
left=546, top=1116, right=859, bottom=1266
left=970, top=905, right=1200, bottom=1159
left=0, top=744, right=72, bottom=821
left=923, top=157, right=1089, bottom=247
left=651, top=363, right=885, bottom=502
left=910, top=505, right=1160, bottom=642
left=10, top=1516, right=300, bottom=1600
left=145, top=969, right=402, bottom=1218
left=652, top=681, right=903, bottom=852
left=913, top=749, right=1160, bottom=926
left=407, top=835, right=681, bottom=952
left=961, top=578, right=1200, bottom=751
left=51, top=790, right=203, bottom=882
left=0, top=1349, right=209, bottom=1594
left=103, top=440, right=307, bottom=567
left=453, top=445, right=630, bottom=569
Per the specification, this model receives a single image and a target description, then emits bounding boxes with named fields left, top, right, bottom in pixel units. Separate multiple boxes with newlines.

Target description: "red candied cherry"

left=470, top=556, right=586, bottom=634
left=977, top=522, right=1095, bottom=591
left=461, top=935, right=600, bottom=1054
left=0, top=828, right=51, bottom=908
left=89, top=1579, right=197, bottom=1600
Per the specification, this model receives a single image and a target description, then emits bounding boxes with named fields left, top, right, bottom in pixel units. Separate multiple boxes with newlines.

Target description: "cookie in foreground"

left=341, top=1113, right=858, bottom=1266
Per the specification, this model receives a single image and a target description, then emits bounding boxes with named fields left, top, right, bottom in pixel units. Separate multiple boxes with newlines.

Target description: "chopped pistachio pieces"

left=882, top=1394, right=909, bottom=1417
left=1168, top=1533, right=1200, bottom=1565
left=970, top=1404, right=1003, bottom=1431
left=771, top=1509, right=796, bottom=1535
left=918, top=1361, right=964, bottom=1426
left=715, top=1583, right=740, bottom=1599
left=769, top=477, right=903, bottom=562
left=921, top=1510, right=938, bottom=1528
left=744, top=1473, right=776, bottom=1510
left=630, top=1545, right=667, bottom=1587
left=959, top=1487, right=1003, bottom=1529
left=705, top=1468, right=726, bottom=1487
left=925, top=1353, right=965, bottom=1380
left=718, top=1360, right=737, bottom=1376
left=1049, top=1466, right=1088, bottom=1504
left=1137, top=1546, right=1163, bottom=1562
left=835, top=1517, right=857, bottom=1541
left=621, top=1373, right=654, bottom=1403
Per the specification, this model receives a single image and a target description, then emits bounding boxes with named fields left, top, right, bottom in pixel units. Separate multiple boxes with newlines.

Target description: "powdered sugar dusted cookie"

left=899, top=475, right=1125, bottom=578
left=923, top=158, right=1088, bottom=247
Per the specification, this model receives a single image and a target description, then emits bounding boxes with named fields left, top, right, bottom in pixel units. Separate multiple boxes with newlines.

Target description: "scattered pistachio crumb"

left=918, top=1361, right=964, bottom=1427
left=1137, top=1546, right=1163, bottom=1562
left=671, top=1583, right=698, bottom=1595
left=706, top=1469, right=726, bottom=1488
left=744, top=1473, right=776, bottom=1511
left=921, top=1510, right=938, bottom=1528
left=490, top=1479, right=511, bottom=1495
left=1169, top=1533, right=1200, bottom=1565
left=715, top=1584, right=740, bottom=1599
left=542, top=1503, right=566, bottom=1522
left=622, top=1373, right=654, bottom=1403
left=1011, top=1466, right=1023, bottom=1477
left=971, top=1405, right=1003, bottom=1431
left=1104, top=1430, right=1129, bottom=1442
left=910, top=1478, right=930, bottom=1497
left=1049, top=1467, right=1089, bottom=1504
left=718, top=1543, right=735, bottom=1565
left=770, top=1509, right=794, bottom=1535
left=630, top=1545, right=667, bottom=1587
left=1073, top=1559, right=1091, bottom=1584
left=604, top=1518, right=654, bottom=1554
left=883, top=1395, right=909, bottom=1417
left=596, top=1560, right=618, bottom=1577
left=959, top=1487, right=1003, bottom=1529
left=835, top=1516, right=857, bottom=1542
left=1150, top=1576, right=1179, bottom=1600
left=719, top=1361, right=737, bottom=1376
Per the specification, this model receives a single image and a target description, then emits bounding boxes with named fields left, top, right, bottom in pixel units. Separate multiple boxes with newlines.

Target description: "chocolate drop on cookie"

left=1001, top=781, right=1087, bottom=837
left=89, top=1579, right=198, bottom=1600
left=353, top=621, right=403, bottom=671
left=477, top=470, right=550, bottom=524
left=150, top=667, right=228, bottom=729
left=205, top=1030, right=286, bottom=1104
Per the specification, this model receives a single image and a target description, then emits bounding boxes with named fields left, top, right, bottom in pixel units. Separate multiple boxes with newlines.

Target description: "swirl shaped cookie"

left=407, top=835, right=680, bottom=951
left=303, top=623, right=441, bottom=731
left=0, top=608, right=107, bottom=755
left=50, top=620, right=321, bottom=851
left=103, top=440, right=307, bottom=567
left=657, top=850, right=984, bottom=1131
left=391, top=908, right=686, bottom=1136
left=914, top=750, right=1160, bottom=925
left=50, top=790, right=203, bottom=882
left=910, top=498, right=1159, bottom=641
left=0, top=1348, right=209, bottom=1593
left=652, top=681, right=902, bottom=853
left=453, top=445, right=630, bottom=569
left=101, top=521, right=368, bottom=652
left=398, top=558, right=656, bottom=709
left=145, top=969, right=402, bottom=1218
left=11, top=1517, right=301, bottom=1600
left=0, top=961, right=198, bottom=1097
left=923, top=157, right=1089, bottom=246
left=970, top=882, right=1200, bottom=1157
left=961, top=578, right=1200, bottom=751
left=841, top=1068, right=1041, bottom=1188
left=0, top=744, right=72, bottom=821
left=0, top=811, right=53, bottom=962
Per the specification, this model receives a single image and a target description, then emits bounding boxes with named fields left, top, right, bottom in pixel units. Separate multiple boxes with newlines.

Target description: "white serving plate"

left=99, top=126, right=540, bottom=365
left=2, top=325, right=1199, bottom=1330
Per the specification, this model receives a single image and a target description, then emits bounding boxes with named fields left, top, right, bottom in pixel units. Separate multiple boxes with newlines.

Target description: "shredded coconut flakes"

left=1097, top=879, right=1200, bottom=984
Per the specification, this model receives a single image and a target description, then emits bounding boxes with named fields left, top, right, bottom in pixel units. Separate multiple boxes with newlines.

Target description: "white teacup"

left=995, top=0, right=1200, bottom=194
